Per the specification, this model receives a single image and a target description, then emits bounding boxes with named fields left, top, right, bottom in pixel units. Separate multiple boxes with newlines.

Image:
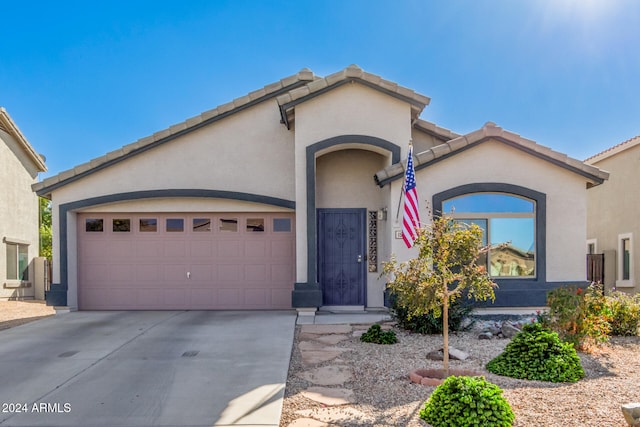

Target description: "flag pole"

left=395, top=141, right=412, bottom=222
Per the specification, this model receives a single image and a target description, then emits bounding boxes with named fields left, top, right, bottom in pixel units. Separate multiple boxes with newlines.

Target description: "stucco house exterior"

left=33, top=65, right=608, bottom=312
left=1, top=107, right=47, bottom=300
left=586, top=136, right=640, bottom=294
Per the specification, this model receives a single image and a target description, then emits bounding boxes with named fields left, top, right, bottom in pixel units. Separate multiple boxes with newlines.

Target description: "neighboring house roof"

left=276, top=64, right=431, bottom=129
left=584, top=134, right=640, bottom=164
left=33, top=69, right=317, bottom=197
left=0, top=107, right=47, bottom=172
left=374, top=122, right=609, bottom=187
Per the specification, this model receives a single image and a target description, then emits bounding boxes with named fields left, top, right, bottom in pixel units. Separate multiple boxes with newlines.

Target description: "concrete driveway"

left=0, top=310, right=296, bottom=427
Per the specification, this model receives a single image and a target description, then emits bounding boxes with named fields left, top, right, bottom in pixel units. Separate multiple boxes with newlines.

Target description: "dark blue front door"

left=317, top=209, right=366, bottom=306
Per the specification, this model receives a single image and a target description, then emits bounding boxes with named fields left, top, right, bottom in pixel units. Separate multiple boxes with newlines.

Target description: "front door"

left=317, top=209, right=366, bottom=306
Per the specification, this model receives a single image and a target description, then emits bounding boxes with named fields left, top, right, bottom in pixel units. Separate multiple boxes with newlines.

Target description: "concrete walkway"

left=296, top=310, right=392, bottom=325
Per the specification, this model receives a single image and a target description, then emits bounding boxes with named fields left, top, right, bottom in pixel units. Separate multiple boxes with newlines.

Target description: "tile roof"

left=276, top=64, right=430, bottom=128
left=0, top=107, right=47, bottom=172
left=33, top=69, right=316, bottom=195
left=413, top=118, right=460, bottom=142
left=584, top=135, right=640, bottom=164
left=374, top=122, right=609, bottom=187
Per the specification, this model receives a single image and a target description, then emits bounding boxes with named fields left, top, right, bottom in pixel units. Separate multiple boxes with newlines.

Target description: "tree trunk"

left=443, top=289, right=449, bottom=375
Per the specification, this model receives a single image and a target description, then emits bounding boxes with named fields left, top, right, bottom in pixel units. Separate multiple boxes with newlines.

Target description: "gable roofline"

left=585, top=135, right=640, bottom=164
left=33, top=69, right=316, bottom=197
left=374, top=122, right=609, bottom=188
left=276, top=64, right=430, bottom=129
left=0, top=107, right=47, bottom=172
left=412, top=118, right=460, bottom=142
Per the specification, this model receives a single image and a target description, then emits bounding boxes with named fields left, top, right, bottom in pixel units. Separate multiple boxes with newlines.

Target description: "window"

left=273, top=218, right=291, bottom=232
left=193, top=218, right=211, bottom=232
left=140, top=218, right=157, bottom=232
left=617, top=233, right=633, bottom=287
left=113, top=219, right=131, bottom=232
left=6, top=243, right=28, bottom=281
left=444, top=193, right=536, bottom=278
left=166, top=218, right=184, bottom=232
left=246, top=218, right=264, bottom=232
left=85, top=219, right=104, bottom=232
left=219, top=218, right=238, bottom=232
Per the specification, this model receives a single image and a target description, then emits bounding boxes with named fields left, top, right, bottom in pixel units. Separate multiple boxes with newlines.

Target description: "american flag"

left=402, top=145, right=420, bottom=248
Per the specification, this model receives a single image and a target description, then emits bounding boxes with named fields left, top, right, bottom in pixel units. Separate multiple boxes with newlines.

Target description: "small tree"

left=39, top=197, right=52, bottom=262
left=383, top=215, right=497, bottom=373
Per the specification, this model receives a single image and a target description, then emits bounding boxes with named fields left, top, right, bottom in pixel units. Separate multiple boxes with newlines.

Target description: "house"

left=586, top=136, right=640, bottom=294
left=33, top=65, right=608, bottom=312
left=1, top=107, right=47, bottom=300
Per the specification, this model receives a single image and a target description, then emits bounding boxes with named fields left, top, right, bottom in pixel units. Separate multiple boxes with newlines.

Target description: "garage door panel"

left=109, top=240, right=135, bottom=259
left=135, top=241, right=164, bottom=258
left=78, top=212, right=294, bottom=310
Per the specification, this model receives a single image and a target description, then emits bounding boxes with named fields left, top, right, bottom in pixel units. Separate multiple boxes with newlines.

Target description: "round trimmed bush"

left=420, top=375, right=514, bottom=427
left=486, top=322, right=584, bottom=382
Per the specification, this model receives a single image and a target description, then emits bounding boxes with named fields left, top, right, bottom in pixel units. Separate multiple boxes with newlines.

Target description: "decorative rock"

left=622, top=403, right=640, bottom=426
left=501, top=322, right=521, bottom=339
left=287, top=418, right=332, bottom=427
left=478, top=331, right=494, bottom=340
left=409, top=368, right=482, bottom=386
left=296, top=407, right=373, bottom=424
left=300, top=387, right=355, bottom=406
left=426, top=347, right=469, bottom=361
left=297, top=365, right=353, bottom=385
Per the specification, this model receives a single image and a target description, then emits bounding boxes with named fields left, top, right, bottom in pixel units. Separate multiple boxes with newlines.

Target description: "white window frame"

left=586, top=238, right=598, bottom=255
left=616, top=233, right=634, bottom=288
left=4, top=238, right=31, bottom=286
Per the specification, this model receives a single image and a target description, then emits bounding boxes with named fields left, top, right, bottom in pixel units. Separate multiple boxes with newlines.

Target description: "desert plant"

left=391, top=294, right=474, bottom=334
left=486, top=322, right=584, bottom=382
left=383, top=215, right=496, bottom=373
left=420, top=375, right=514, bottom=427
left=544, top=283, right=611, bottom=349
left=360, top=324, right=398, bottom=344
left=608, top=290, right=640, bottom=336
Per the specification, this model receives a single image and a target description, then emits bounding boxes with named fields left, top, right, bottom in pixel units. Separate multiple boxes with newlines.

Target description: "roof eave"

left=0, top=108, right=47, bottom=172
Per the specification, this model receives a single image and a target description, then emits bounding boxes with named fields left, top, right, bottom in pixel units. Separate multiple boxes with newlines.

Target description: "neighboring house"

left=586, top=136, right=640, bottom=294
left=0, top=107, right=47, bottom=300
left=33, top=65, right=608, bottom=312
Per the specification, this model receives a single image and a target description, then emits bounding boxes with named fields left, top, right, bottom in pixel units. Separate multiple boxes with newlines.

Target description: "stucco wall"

left=587, top=144, right=640, bottom=292
left=0, top=129, right=41, bottom=299
left=293, top=83, right=412, bottom=290
left=390, top=140, right=589, bottom=285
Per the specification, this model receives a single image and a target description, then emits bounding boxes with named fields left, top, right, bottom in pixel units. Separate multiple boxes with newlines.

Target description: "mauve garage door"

left=77, top=213, right=295, bottom=310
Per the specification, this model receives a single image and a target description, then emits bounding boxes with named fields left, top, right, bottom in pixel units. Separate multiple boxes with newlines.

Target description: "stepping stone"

left=314, top=334, right=349, bottom=345
left=300, top=350, right=344, bottom=366
left=287, top=418, right=332, bottom=427
left=296, top=407, right=373, bottom=424
left=300, top=386, right=355, bottom=406
left=300, top=324, right=352, bottom=335
left=299, top=341, right=348, bottom=352
left=297, top=365, right=353, bottom=385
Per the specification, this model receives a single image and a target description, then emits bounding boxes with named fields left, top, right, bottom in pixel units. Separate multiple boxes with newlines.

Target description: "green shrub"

left=420, top=375, right=514, bottom=427
left=543, top=284, right=611, bottom=350
left=391, top=293, right=474, bottom=335
left=608, top=290, right=640, bottom=336
left=486, top=322, right=584, bottom=382
left=360, top=324, right=398, bottom=344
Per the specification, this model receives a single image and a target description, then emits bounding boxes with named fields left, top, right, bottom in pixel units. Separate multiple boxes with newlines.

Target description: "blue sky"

left=2, top=0, right=639, bottom=177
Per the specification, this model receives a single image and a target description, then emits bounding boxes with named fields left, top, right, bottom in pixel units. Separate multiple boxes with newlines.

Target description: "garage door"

left=77, top=212, right=295, bottom=310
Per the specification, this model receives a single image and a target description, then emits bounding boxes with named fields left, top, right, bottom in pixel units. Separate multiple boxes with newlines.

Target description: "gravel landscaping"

left=280, top=321, right=640, bottom=427
left=0, top=300, right=55, bottom=330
